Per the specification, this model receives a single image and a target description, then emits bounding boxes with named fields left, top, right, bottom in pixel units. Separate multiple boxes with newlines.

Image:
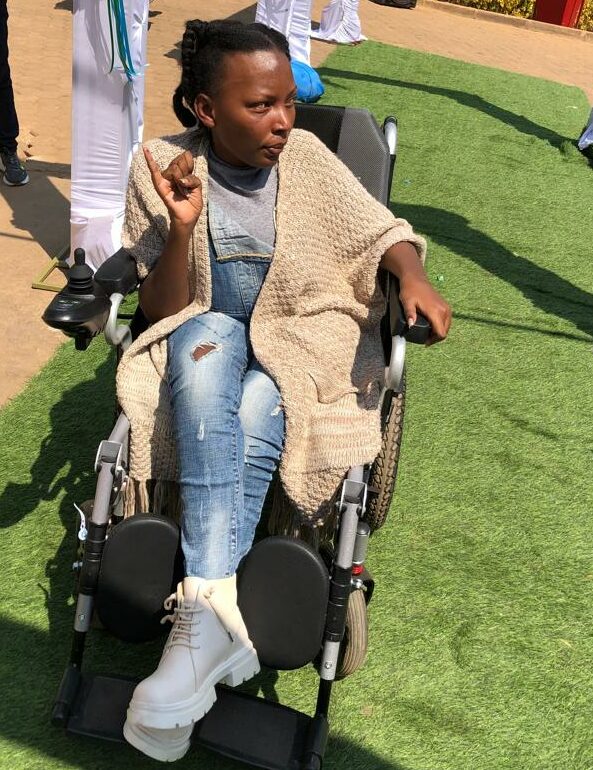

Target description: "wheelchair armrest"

left=385, top=272, right=432, bottom=345
left=94, top=248, right=138, bottom=297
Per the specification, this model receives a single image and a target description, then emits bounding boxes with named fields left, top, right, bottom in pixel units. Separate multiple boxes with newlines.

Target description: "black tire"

left=363, top=374, right=406, bottom=532
left=336, top=589, right=368, bottom=679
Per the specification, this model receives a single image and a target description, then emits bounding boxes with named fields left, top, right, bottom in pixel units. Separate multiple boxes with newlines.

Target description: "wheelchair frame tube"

left=55, top=414, right=131, bottom=724
left=107, top=410, right=130, bottom=447
left=386, top=334, right=406, bottom=393
left=104, top=293, right=133, bottom=350
left=318, top=466, right=366, bottom=683
left=72, top=414, right=130, bottom=636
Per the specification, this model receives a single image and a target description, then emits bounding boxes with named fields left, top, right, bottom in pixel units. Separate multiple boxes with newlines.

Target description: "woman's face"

left=195, top=50, right=297, bottom=168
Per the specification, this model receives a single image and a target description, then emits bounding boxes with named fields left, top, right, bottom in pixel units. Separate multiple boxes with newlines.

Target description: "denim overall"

left=167, top=202, right=285, bottom=579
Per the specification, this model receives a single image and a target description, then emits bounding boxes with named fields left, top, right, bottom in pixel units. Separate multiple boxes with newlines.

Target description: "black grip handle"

left=387, top=274, right=432, bottom=345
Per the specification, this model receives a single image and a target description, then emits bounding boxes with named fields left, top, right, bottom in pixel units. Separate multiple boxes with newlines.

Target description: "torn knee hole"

left=192, top=342, right=219, bottom=361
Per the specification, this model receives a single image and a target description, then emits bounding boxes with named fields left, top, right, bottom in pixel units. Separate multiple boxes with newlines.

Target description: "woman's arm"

left=139, top=223, right=193, bottom=323
left=138, top=147, right=203, bottom=324
left=380, top=241, right=452, bottom=345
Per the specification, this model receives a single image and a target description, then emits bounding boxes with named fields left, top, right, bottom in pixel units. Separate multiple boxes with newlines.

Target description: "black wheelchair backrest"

left=294, top=103, right=392, bottom=205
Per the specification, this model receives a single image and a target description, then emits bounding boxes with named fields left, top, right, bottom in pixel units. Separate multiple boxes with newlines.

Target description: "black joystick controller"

left=42, top=248, right=111, bottom=350
left=68, top=248, right=95, bottom=294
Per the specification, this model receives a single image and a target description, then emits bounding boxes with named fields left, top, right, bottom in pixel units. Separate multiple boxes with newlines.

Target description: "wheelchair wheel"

left=336, top=589, right=368, bottom=679
left=363, top=373, right=406, bottom=532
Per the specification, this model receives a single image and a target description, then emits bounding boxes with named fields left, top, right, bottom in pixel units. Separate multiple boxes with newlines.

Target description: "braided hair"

left=172, top=19, right=291, bottom=128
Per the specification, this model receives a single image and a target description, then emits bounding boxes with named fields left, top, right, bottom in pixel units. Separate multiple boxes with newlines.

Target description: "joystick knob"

left=68, top=248, right=94, bottom=294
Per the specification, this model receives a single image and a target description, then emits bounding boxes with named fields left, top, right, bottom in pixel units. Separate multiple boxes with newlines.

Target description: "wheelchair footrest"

left=195, top=685, right=312, bottom=769
left=67, top=673, right=135, bottom=741
left=64, top=672, right=316, bottom=769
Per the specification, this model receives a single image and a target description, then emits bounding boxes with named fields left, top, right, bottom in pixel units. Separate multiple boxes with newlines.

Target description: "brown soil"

left=0, top=0, right=590, bottom=407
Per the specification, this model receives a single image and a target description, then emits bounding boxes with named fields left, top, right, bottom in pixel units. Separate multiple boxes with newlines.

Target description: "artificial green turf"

left=1, top=42, right=593, bottom=770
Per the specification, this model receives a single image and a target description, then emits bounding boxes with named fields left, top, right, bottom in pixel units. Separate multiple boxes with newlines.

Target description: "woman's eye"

left=250, top=102, right=270, bottom=111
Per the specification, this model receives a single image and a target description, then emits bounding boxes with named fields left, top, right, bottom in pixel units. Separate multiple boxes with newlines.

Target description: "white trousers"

left=70, top=0, right=148, bottom=270
left=256, top=0, right=312, bottom=64
left=310, top=0, right=366, bottom=44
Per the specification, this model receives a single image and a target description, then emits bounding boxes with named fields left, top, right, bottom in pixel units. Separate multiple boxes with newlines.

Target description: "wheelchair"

left=42, top=103, right=431, bottom=769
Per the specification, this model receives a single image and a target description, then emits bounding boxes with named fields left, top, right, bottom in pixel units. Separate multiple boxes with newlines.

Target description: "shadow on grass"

left=319, top=67, right=577, bottom=153
left=396, top=204, right=593, bottom=339
left=0, top=613, right=413, bottom=769
left=0, top=353, right=117, bottom=657
left=0, top=355, right=116, bottom=530
left=580, top=143, right=593, bottom=169
left=454, top=312, right=592, bottom=343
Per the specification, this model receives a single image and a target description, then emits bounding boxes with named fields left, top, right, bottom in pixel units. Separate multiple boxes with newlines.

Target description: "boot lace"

left=160, top=586, right=233, bottom=650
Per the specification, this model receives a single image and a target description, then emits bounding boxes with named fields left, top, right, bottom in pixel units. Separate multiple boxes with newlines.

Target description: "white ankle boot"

left=124, top=576, right=259, bottom=732
left=123, top=722, right=193, bottom=762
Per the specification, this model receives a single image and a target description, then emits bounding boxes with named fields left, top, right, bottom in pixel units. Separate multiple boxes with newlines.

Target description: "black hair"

left=172, top=19, right=291, bottom=128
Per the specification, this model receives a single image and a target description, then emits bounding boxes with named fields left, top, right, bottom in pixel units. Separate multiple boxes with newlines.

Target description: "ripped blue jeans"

left=167, top=206, right=284, bottom=579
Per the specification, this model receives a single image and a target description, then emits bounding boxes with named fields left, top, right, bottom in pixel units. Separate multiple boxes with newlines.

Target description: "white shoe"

left=123, top=722, right=193, bottom=762
left=126, top=576, right=259, bottom=730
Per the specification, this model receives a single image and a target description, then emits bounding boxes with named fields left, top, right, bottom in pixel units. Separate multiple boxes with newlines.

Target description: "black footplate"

left=64, top=673, right=316, bottom=769
left=67, top=673, right=134, bottom=742
left=196, top=686, right=313, bottom=769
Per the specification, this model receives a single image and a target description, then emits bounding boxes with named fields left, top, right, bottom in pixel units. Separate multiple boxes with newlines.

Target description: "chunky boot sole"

left=123, top=721, right=192, bottom=762
left=127, top=647, right=260, bottom=730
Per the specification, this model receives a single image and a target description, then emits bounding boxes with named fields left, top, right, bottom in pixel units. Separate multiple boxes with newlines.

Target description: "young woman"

left=117, top=18, right=451, bottom=762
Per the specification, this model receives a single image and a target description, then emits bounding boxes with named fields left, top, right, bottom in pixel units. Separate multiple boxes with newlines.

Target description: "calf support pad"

left=95, top=514, right=183, bottom=643
left=238, top=537, right=329, bottom=670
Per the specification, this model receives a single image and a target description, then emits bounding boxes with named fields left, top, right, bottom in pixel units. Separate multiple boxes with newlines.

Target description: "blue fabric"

left=291, top=60, right=325, bottom=104
left=208, top=200, right=272, bottom=318
left=167, top=210, right=284, bottom=579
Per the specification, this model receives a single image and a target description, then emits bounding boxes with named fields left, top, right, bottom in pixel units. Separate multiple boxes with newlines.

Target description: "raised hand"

left=143, top=147, right=203, bottom=230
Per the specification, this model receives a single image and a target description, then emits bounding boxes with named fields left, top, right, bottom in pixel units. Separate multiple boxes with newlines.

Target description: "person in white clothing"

left=256, top=0, right=366, bottom=60
left=310, top=0, right=367, bottom=45
left=256, top=0, right=312, bottom=63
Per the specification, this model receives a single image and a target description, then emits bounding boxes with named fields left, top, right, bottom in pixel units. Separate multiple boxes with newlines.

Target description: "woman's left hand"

left=399, top=276, right=452, bottom=346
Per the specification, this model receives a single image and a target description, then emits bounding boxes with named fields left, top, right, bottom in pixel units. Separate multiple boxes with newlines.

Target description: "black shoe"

left=0, top=150, right=29, bottom=186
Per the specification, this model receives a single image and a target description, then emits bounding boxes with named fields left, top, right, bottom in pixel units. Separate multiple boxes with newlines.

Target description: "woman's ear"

left=195, top=94, right=215, bottom=129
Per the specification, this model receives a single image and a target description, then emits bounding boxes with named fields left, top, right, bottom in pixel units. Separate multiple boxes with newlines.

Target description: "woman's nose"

left=272, top=107, right=293, bottom=133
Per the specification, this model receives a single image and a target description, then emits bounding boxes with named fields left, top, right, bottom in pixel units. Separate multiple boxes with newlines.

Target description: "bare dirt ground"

left=0, top=0, right=591, bottom=406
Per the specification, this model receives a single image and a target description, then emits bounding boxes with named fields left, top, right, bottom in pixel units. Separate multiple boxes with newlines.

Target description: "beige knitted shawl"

left=116, top=127, right=426, bottom=524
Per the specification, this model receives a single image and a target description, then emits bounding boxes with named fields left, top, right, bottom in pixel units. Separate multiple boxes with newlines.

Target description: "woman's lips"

left=262, top=144, right=286, bottom=157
